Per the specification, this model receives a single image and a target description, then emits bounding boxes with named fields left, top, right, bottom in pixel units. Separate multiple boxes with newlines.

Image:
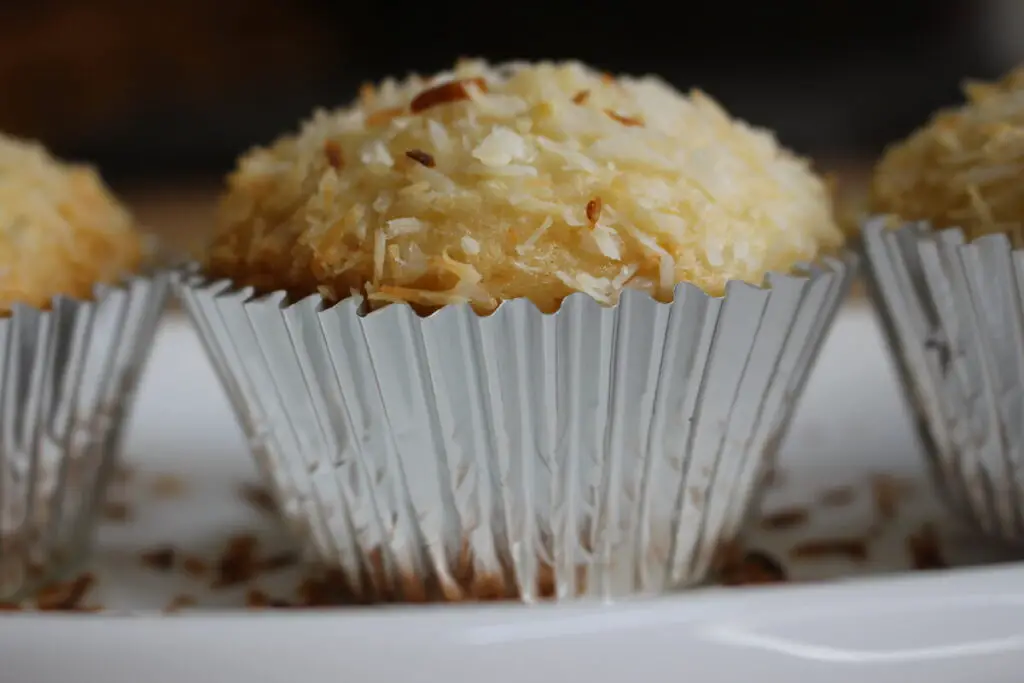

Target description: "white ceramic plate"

left=3, top=303, right=1024, bottom=683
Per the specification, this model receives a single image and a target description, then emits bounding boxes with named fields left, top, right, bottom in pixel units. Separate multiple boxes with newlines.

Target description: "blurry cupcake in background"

left=179, top=59, right=851, bottom=602
left=862, top=66, right=1024, bottom=541
left=0, top=134, right=169, bottom=601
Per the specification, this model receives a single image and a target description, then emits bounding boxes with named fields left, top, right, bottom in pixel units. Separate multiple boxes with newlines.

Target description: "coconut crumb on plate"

left=181, top=556, right=209, bottom=579
left=718, top=550, right=789, bottom=586
left=140, top=546, right=177, bottom=572
left=238, top=483, right=278, bottom=515
left=818, top=485, right=856, bottom=507
left=907, top=523, right=948, bottom=570
left=869, top=472, right=914, bottom=521
left=759, top=506, right=810, bottom=531
left=34, top=572, right=97, bottom=611
left=789, top=537, right=869, bottom=563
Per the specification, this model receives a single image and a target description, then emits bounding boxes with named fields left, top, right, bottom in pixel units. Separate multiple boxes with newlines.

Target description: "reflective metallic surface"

left=0, top=274, right=170, bottom=601
left=178, top=257, right=852, bottom=601
left=863, top=219, right=1024, bottom=540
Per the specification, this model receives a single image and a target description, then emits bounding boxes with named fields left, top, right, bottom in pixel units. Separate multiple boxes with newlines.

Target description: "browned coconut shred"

left=871, top=65, right=1024, bottom=244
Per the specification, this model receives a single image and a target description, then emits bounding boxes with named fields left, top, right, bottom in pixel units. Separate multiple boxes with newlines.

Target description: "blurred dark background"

left=0, top=0, right=1021, bottom=249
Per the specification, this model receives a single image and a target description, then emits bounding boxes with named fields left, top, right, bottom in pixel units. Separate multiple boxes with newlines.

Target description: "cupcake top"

left=0, top=134, right=142, bottom=314
left=205, top=60, right=840, bottom=312
left=871, top=66, right=1024, bottom=241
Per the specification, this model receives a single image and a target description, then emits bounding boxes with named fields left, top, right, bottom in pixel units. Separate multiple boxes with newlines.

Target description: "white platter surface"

left=4, top=303, right=1024, bottom=683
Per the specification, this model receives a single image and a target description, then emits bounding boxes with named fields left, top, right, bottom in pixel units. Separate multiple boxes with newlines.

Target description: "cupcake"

left=0, top=134, right=170, bottom=601
left=862, top=65, right=1024, bottom=541
left=179, top=59, right=851, bottom=601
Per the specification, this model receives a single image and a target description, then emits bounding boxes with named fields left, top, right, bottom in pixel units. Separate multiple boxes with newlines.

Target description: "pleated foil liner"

left=178, top=255, right=852, bottom=602
left=863, top=218, right=1024, bottom=543
left=0, top=273, right=170, bottom=601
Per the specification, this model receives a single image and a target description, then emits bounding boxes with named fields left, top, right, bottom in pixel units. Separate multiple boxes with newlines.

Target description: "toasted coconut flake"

left=790, top=538, right=868, bottom=562
left=411, top=78, right=487, bottom=114
left=324, top=140, right=344, bottom=169
left=213, top=534, right=260, bottom=588
left=719, top=549, right=788, bottom=586
left=239, top=483, right=278, bottom=515
left=907, top=523, right=947, bottom=570
left=759, top=506, right=809, bottom=530
left=405, top=149, right=436, bottom=168
left=182, top=556, right=209, bottom=578
left=141, top=546, right=177, bottom=571
left=605, top=109, right=644, bottom=127
left=35, top=573, right=96, bottom=611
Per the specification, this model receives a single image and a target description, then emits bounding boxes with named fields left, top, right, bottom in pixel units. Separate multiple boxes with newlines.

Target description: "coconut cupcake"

left=0, top=134, right=169, bottom=601
left=180, top=59, right=851, bottom=601
left=862, top=65, right=1024, bottom=541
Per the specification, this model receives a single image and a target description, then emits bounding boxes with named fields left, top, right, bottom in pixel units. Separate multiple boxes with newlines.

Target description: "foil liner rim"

left=861, top=216, right=1019, bottom=254
left=5, top=269, right=173, bottom=321
left=174, top=252, right=856, bottom=318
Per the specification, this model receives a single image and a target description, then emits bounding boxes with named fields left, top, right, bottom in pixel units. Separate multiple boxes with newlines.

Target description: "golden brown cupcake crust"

left=205, top=60, right=841, bottom=311
left=0, top=134, right=142, bottom=314
left=871, top=66, right=1024, bottom=241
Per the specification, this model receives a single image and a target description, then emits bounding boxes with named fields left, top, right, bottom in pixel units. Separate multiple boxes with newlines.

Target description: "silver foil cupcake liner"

left=178, top=255, right=853, bottom=601
left=862, top=218, right=1024, bottom=541
left=0, top=273, right=170, bottom=601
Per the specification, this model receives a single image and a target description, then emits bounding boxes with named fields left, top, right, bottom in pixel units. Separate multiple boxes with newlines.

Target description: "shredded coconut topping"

left=205, top=59, right=840, bottom=312
left=0, top=134, right=141, bottom=314
left=871, top=65, right=1024, bottom=242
